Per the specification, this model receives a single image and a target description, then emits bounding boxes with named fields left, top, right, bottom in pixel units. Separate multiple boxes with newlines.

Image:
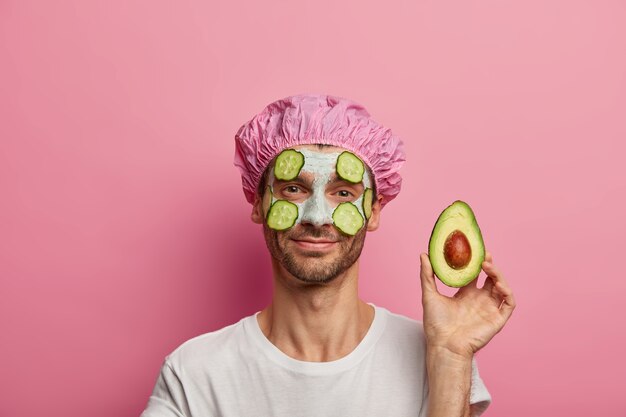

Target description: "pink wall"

left=1, top=1, right=625, bottom=416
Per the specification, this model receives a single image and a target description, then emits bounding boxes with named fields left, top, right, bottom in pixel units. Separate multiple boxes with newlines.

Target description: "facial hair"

left=262, top=222, right=368, bottom=284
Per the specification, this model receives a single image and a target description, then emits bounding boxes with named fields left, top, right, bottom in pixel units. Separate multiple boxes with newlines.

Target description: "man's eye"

left=337, top=190, right=353, bottom=198
left=285, top=185, right=301, bottom=193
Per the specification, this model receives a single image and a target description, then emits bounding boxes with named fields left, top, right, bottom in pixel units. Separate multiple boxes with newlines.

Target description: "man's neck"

left=256, top=260, right=375, bottom=362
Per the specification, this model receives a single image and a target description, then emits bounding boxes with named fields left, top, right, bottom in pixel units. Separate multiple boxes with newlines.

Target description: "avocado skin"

left=428, top=200, right=485, bottom=288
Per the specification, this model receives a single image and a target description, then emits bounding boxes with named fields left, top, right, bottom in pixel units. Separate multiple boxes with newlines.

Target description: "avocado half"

left=428, top=200, right=485, bottom=288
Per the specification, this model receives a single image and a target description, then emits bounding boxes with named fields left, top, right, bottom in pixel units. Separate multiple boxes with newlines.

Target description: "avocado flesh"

left=428, top=200, right=485, bottom=287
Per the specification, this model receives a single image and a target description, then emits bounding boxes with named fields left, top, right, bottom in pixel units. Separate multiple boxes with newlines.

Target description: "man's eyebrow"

left=327, top=175, right=363, bottom=186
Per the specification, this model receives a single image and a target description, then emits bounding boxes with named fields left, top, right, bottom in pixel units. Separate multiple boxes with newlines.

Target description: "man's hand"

left=419, top=251, right=516, bottom=358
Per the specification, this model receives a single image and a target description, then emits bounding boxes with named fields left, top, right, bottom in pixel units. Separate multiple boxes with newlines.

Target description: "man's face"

left=253, top=144, right=380, bottom=285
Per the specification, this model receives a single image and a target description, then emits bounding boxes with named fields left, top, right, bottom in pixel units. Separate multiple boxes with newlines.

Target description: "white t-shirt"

left=141, top=304, right=491, bottom=417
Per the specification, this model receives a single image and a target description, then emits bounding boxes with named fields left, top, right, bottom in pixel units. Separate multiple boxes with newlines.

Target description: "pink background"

left=1, top=1, right=625, bottom=416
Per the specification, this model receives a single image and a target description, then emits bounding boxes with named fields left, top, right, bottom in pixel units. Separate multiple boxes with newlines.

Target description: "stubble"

left=263, top=223, right=368, bottom=284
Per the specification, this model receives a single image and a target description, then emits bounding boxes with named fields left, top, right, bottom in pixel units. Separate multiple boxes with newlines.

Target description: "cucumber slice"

left=274, top=149, right=305, bottom=181
left=267, top=200, right=299, bottom=231
left=336, top=151, right=364, bottom=183
left=362, top=188, right=373, bottom=219
left=262, top=186, right=273, bottom=219
left=332, top=202, right=364, bottom=235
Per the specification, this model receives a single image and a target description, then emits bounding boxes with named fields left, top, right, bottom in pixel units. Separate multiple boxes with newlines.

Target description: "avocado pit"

left=443, top=230, right=472, bottom=269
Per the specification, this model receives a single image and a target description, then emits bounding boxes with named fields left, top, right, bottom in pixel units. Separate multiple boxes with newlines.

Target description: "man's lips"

left=292, top=238, right=338, bottom=250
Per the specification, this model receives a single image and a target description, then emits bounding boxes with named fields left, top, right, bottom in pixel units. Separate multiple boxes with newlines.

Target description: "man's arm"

left=426, top=347, right=472, bottom=417
left=419, top=251, right=516, bottom=417
left=425, top=349, right=489, bottom=417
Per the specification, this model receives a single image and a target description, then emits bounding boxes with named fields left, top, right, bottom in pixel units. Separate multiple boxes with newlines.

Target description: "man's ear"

left=366, top=195, right=384, bottom=231
left=251, top=195, right=265, bottom=224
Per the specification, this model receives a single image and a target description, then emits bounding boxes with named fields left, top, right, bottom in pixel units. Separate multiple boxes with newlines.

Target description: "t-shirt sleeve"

left=140, top=358, right=191, bottom=417
left=469, top=357, right=492, bottom=417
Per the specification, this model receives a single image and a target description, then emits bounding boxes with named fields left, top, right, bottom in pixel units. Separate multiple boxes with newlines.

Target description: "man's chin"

left=294, top=250, right=327, bottom=258
left=279, top=251, right=345, bottom=284
left=293, top=274, right=340, bottom=285
left=286, top=263, right=345, bottom=284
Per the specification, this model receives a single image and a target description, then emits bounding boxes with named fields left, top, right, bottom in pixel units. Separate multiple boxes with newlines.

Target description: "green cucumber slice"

left=362, top=188, right=373, bottom=219
left=262, top=186, right=273, bottom=219
left=336, top=151, right=365, bottom=183
left=267, top=200, right=298, bottom=231
left=274, top=149, right=305, bottom=181
left=332, top=202, right=364, bottom=235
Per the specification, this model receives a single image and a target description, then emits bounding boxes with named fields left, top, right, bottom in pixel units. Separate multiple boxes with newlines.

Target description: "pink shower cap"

left=234, top=93, right=405, bottom=208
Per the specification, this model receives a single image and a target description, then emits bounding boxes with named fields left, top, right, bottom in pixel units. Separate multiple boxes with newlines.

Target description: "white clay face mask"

left=263, top=148, right=373, bottom=235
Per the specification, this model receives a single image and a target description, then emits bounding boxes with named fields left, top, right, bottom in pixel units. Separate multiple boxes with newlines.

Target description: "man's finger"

left=481, top=274, right=495, bottom=293
left=495, top=280, right=516, bottom=318
left=482, top=261, right=516, bottom=317
left=482, top=260, right=504, bottom=282
left=419, top=253, right=439, bottom=295
left=481, top=259, right=496, bottom=292
left=485, top=251, right=493, bottom=263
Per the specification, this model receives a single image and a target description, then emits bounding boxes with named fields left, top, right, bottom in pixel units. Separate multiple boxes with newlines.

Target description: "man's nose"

left=299, top=192, right=334, bottom=227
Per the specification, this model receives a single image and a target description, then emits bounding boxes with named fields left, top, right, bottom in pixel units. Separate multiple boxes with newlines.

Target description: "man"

left=141, top=94, right=515, bottom=417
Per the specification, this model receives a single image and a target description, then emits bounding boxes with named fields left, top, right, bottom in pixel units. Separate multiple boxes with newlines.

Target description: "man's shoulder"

left=376, top=305, right=426, bottom=345
left=164, top=314, right=251, bottom=371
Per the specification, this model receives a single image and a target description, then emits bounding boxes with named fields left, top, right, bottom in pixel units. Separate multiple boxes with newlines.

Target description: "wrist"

left=426, top=343, right=474, bottom=364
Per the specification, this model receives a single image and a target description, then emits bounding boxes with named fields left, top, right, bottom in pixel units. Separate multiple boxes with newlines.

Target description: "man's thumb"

left=420, top=253, right=438, bottom=294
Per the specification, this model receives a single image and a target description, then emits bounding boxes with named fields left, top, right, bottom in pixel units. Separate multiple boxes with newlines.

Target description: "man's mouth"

left=291, top=238, right=338, bottom=250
